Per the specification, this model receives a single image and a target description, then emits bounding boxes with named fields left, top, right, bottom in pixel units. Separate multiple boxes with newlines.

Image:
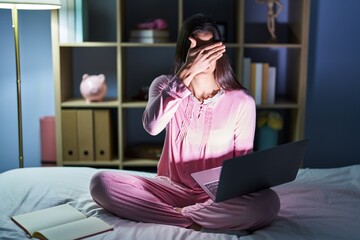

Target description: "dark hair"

left=173, top=14, right=243, bottom=90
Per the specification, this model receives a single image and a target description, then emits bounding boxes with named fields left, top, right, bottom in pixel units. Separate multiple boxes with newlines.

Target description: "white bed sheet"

left=0, top=165, right=359, bottom=240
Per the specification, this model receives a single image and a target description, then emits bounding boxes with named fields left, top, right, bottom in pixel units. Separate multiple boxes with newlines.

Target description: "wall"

left=0, top=10, right=54, bottom=172
left=304, top=0, right=360, bottom=168
left=1, top=1, right=360, bottom=172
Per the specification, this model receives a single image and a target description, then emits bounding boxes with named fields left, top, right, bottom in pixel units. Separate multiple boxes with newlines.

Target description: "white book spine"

left=267, top=67, right=276, bottom=104
left=59, top=0, right=68, bottom=43
left=255, top=63, right=263, bottom=105
left=67, top=0, right=76, bottom=42
left=242, top=58, right=251, bottom=89
left=75, top=0, right=83, bottom=42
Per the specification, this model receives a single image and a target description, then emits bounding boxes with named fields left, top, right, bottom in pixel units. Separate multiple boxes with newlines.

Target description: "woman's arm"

left=142, top=75, right=191, bottom=136
left=234, top=93, right=256, bottom=157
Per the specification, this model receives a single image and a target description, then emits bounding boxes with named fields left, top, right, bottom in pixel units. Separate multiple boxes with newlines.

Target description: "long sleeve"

left=233, top=93, right=256, bottom=157
left=142, top=75, right=192, bottom=136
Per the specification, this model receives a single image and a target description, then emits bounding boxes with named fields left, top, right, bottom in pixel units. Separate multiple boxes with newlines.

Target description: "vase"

left=256, top=126, right=278, bottom=150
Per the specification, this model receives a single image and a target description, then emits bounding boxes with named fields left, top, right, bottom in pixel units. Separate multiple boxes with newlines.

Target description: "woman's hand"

left=185, top=37, right=225, bottom=76
left=176, top=37, right=225, bottom=87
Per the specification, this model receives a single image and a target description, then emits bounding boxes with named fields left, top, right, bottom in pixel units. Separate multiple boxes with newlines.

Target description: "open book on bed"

left=11, top=203, right=113, bottom=240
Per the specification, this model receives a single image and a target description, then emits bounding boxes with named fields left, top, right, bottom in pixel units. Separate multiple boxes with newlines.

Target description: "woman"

left=90, top=14, right=280, bottom=232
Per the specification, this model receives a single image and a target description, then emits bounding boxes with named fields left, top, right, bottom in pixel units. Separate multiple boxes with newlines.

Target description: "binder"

left=61, top=110, right=79, bottom=161
left=77, top=109, right=94, bottom=161
left=94, top=109, right=113, bottom=161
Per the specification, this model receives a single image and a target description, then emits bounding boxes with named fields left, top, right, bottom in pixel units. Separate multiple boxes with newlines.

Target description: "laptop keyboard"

left=204, top=180, right=219, bottom=196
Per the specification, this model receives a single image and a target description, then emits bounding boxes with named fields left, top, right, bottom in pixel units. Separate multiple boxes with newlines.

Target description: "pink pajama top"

left=143, top=75, right=256, bottom=194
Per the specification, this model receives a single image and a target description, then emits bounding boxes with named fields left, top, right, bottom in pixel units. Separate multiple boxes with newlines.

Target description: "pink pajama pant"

left=90, top=171, right=280, bottom=231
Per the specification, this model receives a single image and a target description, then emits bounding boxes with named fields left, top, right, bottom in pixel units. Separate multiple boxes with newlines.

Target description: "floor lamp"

left=0, top=0, right=61, bottom=168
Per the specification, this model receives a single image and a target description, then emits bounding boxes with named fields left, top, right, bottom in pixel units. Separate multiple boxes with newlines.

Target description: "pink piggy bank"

left=80, top=74, right=107, bottom=103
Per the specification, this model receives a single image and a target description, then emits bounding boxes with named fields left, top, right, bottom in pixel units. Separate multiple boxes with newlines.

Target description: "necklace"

left=197, top=104, right=203, bottom=118
left=191, top=88, right=221, bottom=103
left=190, top=88, right=224, bottom=118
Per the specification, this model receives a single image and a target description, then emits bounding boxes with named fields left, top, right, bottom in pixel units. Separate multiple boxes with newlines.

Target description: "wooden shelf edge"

left=123, top=159, right=159, bottom=167
left=62, top=98, right=119, bottom=108
left=62, top=160, right=121, bottom=166
left=121, top=101, right=147, bottom=108
left=256, top=103, right=299, bottom=109
left=120, top=42, right=176, bottom=47
left=120, top=42, right=241, bottom=48
left=60, top=42, right=118, bottom=47
left=244, top=43, right=302, bottom=48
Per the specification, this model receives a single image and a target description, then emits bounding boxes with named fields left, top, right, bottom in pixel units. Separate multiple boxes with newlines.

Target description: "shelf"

left=123, top=159, right=159, bottom=167
left=61, top=98, right=119, bottom=108
left=122, top=101, right=147, bottom=108
left=244, top=43, right=302, bottom=49
left=120, top=42, right=176, bottom=47
left=52, top=0, right=310, bottom=169
left=62, top=160, right=121, bottom=167
left=224, top=43, right=241, bottom=48
left=120, top=42, right=240, bottom=48
left=60, top=42, right=118, bottom=47
left=256, top=103, right=298, bottom=109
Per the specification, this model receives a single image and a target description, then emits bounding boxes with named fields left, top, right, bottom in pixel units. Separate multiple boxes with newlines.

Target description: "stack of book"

left=242, top=58, right=277, bottom=106
left=59, top=0, right=88, bottom=43
left=130, top=29, right=170, bottom=43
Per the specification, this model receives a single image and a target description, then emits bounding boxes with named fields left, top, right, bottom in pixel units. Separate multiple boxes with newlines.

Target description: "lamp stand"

left=0, top=0, right=61, bottom=169
left=11, top=6, right=24, bottom=168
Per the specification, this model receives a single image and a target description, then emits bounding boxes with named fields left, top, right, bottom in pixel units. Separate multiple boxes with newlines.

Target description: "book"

left=75, top=0, right=89, bottom=42
left=58, top=0, right=68, bottom=43
left=250, top=63, right=263, bottom=105
left=261, top=63, right=269, bottom=104
left=129, top=37, right=169, bottom=43
left=242, top=57, right=251, bottom=90
left=11, top=204, right=113, bottom=240
left=59, top=0, right=76, bottom=43
left=130, top=29, right=170, bottom=43
left=267, top=66, right=277, bottom=104
left=67, top=0, right=76, bottom=42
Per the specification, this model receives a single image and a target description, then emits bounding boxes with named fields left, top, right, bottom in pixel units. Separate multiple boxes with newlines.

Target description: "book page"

left=34, top=217, right=113, bottom=240
left=11, top=204, right=86, bottom=236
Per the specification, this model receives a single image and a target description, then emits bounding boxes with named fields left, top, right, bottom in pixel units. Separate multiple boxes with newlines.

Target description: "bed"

left=1, top=165, right=359, bottom=240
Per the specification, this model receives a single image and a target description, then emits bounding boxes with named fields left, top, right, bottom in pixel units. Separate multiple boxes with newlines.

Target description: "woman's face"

left=192, top=31, right=218, bottom=75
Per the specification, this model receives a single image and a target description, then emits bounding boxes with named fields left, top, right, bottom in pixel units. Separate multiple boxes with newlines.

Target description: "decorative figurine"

left=256, top=0, right=283, bottom=42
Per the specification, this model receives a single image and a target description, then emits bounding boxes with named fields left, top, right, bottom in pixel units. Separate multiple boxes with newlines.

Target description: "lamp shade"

left=0, top=0, right=61, bottom=9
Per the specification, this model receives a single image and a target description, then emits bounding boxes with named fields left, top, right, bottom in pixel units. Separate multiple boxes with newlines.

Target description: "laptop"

left=191, top=140, right=308, bottom=202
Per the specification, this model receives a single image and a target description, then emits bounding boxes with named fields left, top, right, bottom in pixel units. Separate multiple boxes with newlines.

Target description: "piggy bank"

left=80, top=74, right=107, bottom=103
